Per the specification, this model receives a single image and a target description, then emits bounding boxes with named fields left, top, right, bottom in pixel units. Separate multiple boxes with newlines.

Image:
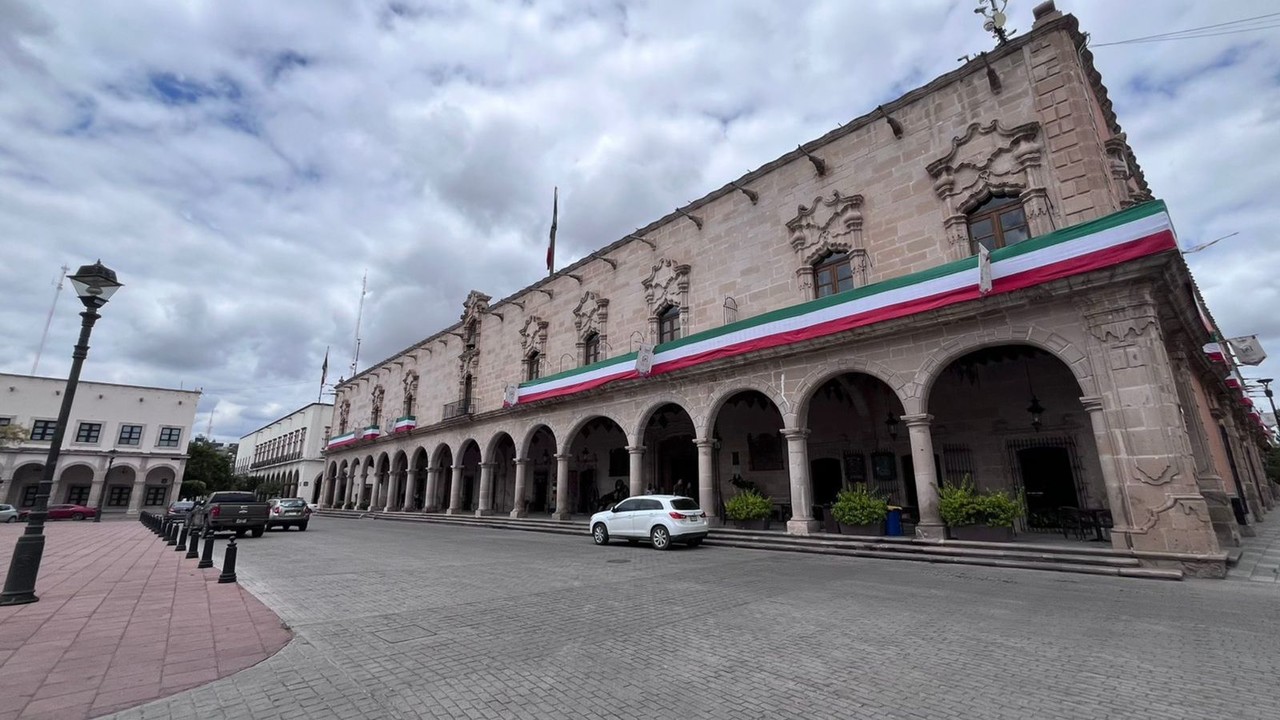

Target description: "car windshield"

left=279, top=499, right=306, bottom=508
left=171, top=502, right=195, bottom=510
left=670, top=498, right=700, bottom=511
left=213, top=492, right=258, bottom=503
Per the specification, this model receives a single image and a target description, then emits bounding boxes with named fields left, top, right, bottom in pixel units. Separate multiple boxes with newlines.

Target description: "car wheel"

left=5, top=516, right=15, bottom=523
left=299, top=522, right=308, bottom=532
left=592, top=523, right=609, bottom=545
left=650, top=525, right=671, bottom=550
left=71, top=513, right=85, bottom=521
left=687, top=538, right=703, bottom=547
left=250, top=528, right=264, bottom=538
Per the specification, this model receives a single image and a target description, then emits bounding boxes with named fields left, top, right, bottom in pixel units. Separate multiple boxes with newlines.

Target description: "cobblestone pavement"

left=1227, top=515, right=1280, bottom=583
left=109, top=516, right=1280, bottom=720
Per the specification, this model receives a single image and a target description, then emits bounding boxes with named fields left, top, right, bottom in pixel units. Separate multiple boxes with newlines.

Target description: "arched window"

left=583, top=332, right=601, bottom=366
left=967, top=195, right=1029, bottom=254
left=526, top=351, right=541, bottom=381
left=658, top=305, right=681, bottom=344
left=813, top=251, right=854, bottom=298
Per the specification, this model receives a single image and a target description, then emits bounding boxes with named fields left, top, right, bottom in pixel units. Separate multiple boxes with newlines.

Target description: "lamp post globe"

left=0, top=261, right=121, bottom=606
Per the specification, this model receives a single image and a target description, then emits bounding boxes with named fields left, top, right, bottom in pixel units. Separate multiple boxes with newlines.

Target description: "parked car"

left=590, top=495, right=708, bottom=550
left=166, top=500, right=196, bottom=521
left=306, top=502, right=320, bottom=514
left=42, top=504, right=98, bottom=521
left=0, top=504, right=18, bottom=523
left=193, top=491, right=270, bottom=537
left=266, top=498, right=312, bottom=531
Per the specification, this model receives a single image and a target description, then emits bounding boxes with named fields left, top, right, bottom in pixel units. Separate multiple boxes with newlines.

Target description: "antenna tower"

left=350, top=271, right=367, bottom=377
left=32, top=264, right=71, bottom=375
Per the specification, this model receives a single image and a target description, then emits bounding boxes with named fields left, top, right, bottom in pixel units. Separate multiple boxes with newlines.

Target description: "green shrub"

left=938, top=480, right=1023, bottom=528
left=724, top=490, right=773, bottom=521
left=831, top=486, right=888, bottom=526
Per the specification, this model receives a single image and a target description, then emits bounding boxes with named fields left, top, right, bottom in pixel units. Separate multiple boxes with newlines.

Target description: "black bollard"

left=166, top=520, right=178, bottom=546
left=185, top=525, right=201, bottom=560
left=217, top=537, right=238, bottom=584
left=159, top=518, right=169, bottom=538
left=198, top=529, right=215, bottom=569
left=175, top=524, right=188, bottom=552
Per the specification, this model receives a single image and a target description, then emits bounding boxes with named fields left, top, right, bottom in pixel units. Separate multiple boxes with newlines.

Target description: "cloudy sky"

left=1, top=0, right=1278, bottom=441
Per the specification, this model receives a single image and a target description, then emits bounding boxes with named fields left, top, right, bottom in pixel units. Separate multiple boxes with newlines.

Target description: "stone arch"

left=485, top=431, right=516, bottom=464
left=633, top=393, right=702, bottom=444
left=916, top=327, right=1094, bottom=412
left=519, top=423, right=557, bottom=459
left=560, top=412, right=632, bottom=455
left=791, top=356, right=910, bottom=426
left=57, top=462, right=95, bottom=479
left=430, top=443, right=453, bottom=468
left=702, top=380, right=790, bottom=440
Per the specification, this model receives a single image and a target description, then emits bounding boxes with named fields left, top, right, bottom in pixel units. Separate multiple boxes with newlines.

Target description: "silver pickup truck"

left=194, top=491, right=270, bottom=538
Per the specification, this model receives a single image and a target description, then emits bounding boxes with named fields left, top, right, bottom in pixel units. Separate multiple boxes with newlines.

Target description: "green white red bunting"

left=517, top=200, right=1179, bottom=404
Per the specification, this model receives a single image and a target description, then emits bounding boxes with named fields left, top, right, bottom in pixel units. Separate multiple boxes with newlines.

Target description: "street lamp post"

left=1259, top=379, right=1278, bottom=441
left=0, top=261, right=121, bottom=606
left=94, top=449, right=118, bottom=523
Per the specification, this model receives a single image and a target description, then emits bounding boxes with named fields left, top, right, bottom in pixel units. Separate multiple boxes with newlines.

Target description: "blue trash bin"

left=885, top=507, right=903, bottom=536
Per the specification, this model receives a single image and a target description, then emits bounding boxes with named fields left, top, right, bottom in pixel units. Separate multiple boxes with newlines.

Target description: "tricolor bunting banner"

left=326, top=431, right=358, bottom=450
left=515, top=200, right=1178, bottom=405
left=393, top=416, right=417, bottom=433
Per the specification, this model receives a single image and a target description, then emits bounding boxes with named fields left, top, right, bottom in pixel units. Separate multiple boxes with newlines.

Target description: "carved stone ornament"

left=370, top=385, right=385, bottom=425
left=520, top=315, right=549, bottom=355
left=573, top=291, right=610, bottom=339
left=642, top=258, right=690, bottom=316
left=785, top=190, right=865, bottom=264
left=460, top=290, right=491, bottom=323
left=402, top=371, right=419, bottom=399
left=339, top=399, right=351, bottom=432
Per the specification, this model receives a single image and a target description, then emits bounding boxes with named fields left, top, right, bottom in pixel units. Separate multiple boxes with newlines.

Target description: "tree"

left=1265, top=445, right=1280, bottom=485
left=0, top=423, right=29, bottom=447
left=181, top=437, right=235, bottom=494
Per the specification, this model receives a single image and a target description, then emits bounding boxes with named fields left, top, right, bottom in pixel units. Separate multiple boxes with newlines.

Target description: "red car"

left=18, top=504, right=98, bottom=521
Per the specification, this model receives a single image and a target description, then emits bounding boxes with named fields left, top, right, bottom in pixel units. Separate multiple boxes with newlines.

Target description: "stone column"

left=394, top=469, right=408, bottom=511
left=552, top=453, right=571, bottom=521
left=1168, top=357, right=1241, bottom=548
left=447, top=465, right=465, bottom=515
left=627, top=446, right=645, bottom=497
left=902, top=414, right=944, bottom=540
left=694, top=439, right=717, bottom=523
left=1222, top=415, right=1265, bottom=521
left=424, top=468, right=440, bottom=511
left=511, top=459, right=529, bottom=518
left=1080, top=396, right=1135, bottom=549
left=126, top=475, right=146, bottom=515
left=383, top=470, right=398, bottom=512
left=1079, top=288, right=1221, bottom=558
left=782, top=428, right=817, bottom=535
left=1246, top=443, right=1275, bottom=508
left=476, top=462, right=496, bottom=516
left=87, top=479, right=105, bottom=511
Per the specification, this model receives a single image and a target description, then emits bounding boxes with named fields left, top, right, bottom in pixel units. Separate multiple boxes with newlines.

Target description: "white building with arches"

left=0, top=373, right=200, bottom=515
left=318, top=5, right=1273, bottom=575
left=235, top=402, right=332, bottom=501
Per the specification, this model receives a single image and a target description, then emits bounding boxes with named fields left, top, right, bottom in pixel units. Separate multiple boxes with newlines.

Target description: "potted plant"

left=938, top=480, right=1022, bottom=542
left=724, top=489, right=773, bottom=530
left=830, top=486, right=888, bottom=535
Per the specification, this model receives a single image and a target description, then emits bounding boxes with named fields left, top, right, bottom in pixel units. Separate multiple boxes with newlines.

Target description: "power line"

left=1092, top=11, right=1280, bottom=47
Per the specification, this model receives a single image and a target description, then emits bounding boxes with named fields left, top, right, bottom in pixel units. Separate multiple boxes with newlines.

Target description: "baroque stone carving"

left=339, top=399, right=350, bottom=433
left=1131, top=494, right=1207, bottom=534
left=642, top=258, right=691, bottom=341
left=370, top=385, right=385, bottom=426
left=573, top=291, right=609, bottom=340
left=1133, top=459, right=1176, bottom=486
left=520, top=315, right=549, bottom=356
left=785, top=191, right=867, bottom=297
left=926, top=120, right=1053, bottom=259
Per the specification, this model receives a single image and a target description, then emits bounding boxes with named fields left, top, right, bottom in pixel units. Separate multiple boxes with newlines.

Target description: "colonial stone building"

left=0, top=373, right=200, bottom=515
left=234, top=402, right=332, bottom=502
left=319, top=3, right=1275, bottom=574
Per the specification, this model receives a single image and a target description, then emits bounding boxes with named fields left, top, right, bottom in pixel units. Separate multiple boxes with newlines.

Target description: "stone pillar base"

left=914, top=522, right=946, bottom=541
left=446, top=508, right=466, bottom=515
left=551, top=511, right=572, bottom=521
left=1239, top=525, right=1257, bottom=537
left=510, top=508, right=528, bottom=519
left=475, top=509, right=494, bottom=517
left=786, top=519, right=820, bottom=535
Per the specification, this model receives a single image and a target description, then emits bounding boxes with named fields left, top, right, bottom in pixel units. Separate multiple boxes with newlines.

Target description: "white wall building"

left=235, top=402, right=332, bottom=502
left=0, top=373, right=201, bottom=514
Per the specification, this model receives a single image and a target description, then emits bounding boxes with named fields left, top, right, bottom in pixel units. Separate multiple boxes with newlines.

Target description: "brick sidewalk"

left=0, top=520, right=291, bottom=720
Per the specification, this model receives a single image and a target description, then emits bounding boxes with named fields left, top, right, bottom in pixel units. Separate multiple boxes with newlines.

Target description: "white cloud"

left=1, top=0, right=1278, bottom=439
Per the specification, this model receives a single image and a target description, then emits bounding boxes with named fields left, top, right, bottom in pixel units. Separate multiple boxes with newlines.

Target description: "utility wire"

left=1092, top=11, right=1280, bottom=47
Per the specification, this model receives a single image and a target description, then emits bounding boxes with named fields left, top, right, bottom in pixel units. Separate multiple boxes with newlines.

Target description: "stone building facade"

left=318, top=3, right=1275, bottom=574
left=234, top=402, right=332, bottom=502
left=0, top=373, right=200, bottom=515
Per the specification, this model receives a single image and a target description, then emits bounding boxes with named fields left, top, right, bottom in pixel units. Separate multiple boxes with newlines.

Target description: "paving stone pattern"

left=109, top=516, right=1280, bottom=720
left=0, top=521, right=289, bottom=720
left=1227, top=519, right=1280, bottom=584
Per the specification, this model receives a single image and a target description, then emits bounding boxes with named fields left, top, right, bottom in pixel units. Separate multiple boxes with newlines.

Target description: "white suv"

left=590, top=495, right=708, bottom=550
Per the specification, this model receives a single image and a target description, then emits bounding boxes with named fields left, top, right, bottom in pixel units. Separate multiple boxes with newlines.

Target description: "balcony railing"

left=442, top=400, right=475, bottom=421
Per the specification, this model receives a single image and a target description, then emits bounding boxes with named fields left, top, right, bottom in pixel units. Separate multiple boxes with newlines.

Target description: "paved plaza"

left=85, top=515, right=1280, bottom=720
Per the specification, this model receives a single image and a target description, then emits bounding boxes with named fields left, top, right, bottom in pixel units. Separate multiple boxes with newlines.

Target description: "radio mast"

left=32, top=264, right=70, bottom=375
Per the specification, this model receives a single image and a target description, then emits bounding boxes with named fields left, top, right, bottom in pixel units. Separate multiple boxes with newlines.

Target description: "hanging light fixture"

left=1026, top=395, right=1045, bottom=432
left=885, top=412, right=900, bottom=440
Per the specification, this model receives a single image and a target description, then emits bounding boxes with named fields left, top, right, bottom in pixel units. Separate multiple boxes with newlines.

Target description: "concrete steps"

left=319, top=510, right=1185, bottom=580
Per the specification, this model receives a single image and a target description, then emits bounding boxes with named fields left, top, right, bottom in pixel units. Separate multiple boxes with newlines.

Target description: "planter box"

left=730, top=518, right=771, bottom=531
left=838, top=522, right=883, bottom=536
left=949, top=525, right=1015, bottom=542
